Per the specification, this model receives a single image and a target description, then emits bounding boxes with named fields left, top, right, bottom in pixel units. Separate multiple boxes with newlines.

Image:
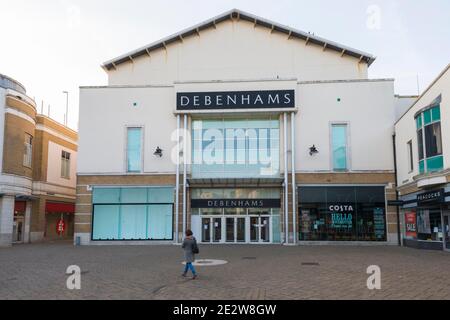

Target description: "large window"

left=61, top=150, right=71, bottom=178
left=92, top=187, right=173, bottom=241
left=331, top=124, right=348, bottom=171
left=416, top=103, right=443, bottom=174
left=126, top=127, right=142, bottom=172
left=23, top=133, right=33, bottom=167
left=191, top=118, right=279, bottom=178
left=298, top=186, right=386, bottom=241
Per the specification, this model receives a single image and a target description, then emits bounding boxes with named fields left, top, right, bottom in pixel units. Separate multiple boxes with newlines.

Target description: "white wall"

left=78, top=86, right=177, bottom=174
left=107, top=19, right=368, bottom=86
left=395, top=96, right=417, bottom=121
left=46, top=141, right=77, bottom=188
left=296, top=80, right=396, bottom=172
left=395, top=66, right=450, bottom=187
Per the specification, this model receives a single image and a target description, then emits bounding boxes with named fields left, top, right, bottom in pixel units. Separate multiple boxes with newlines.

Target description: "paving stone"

left=0, top=242, right=449, bottom=299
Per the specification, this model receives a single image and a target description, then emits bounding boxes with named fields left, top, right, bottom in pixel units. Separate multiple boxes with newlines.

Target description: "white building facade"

left=76, top=9, right=399, bottom=245
left=395, top=64, right=450, bottom=251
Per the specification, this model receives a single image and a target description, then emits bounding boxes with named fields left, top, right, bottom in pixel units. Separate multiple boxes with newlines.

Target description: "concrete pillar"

left=24, top=200, right=32, bottom=243
left=0, top=195, right=15, bottom=247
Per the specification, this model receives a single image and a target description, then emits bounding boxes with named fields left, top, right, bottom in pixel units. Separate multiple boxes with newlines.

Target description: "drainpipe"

left=175, top=115, right=180, bottom=243
left=392, top=134, right=401, bottom=246
left=284, top=113, right=289, bottom=244
left=183, top=115, right=188, bottom=237
left=291, top=112, right=296, bottom=244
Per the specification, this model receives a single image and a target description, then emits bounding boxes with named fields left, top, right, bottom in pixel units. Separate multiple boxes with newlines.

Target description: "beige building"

left=77, top=9, right=400, bottom=246
left=0, top=74, right=78, bottom=246
left=395, top=63, right=450, bottom=251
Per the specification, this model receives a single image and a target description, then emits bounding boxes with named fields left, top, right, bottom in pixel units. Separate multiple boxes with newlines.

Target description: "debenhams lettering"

left=176, top=90, right=295, bottom=110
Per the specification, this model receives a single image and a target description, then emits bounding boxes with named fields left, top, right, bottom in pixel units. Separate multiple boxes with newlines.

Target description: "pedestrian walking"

left=182, top=229, right=199, bottom=279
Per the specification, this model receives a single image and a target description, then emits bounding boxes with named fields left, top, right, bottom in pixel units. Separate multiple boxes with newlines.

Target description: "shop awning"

left=45, top=202, right=75, bottom=214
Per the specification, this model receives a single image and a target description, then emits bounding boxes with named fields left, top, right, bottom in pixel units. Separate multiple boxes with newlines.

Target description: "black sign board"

left=417, top=189, right=445, bottom=205
left=191, top=199, right=281, bottom=209
left=177, top=90, right=295, bottom=110
left=387, top=200, right=405, bottom=206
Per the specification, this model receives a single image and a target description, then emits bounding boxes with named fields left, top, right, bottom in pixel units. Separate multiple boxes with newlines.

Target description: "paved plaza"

left=1, top=242, right=449, bottom=300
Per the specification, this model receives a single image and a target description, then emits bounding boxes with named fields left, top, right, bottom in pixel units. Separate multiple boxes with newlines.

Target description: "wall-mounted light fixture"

left=309, top=145, right=319, bottom=156
left=154, top=146, right=163, bottom=157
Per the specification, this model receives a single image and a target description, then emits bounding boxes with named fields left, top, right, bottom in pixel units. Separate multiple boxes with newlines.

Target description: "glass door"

left=212, top=218, right=222, bottom=242
left=249, top=216, right=271, bottom=243
left=444, top=214, right=450, bottom=251
left=202, top=218, right=211, bottom=242
left=226, top=217, right=247, bottom=243
left=260, top=216, right=270, bottom=242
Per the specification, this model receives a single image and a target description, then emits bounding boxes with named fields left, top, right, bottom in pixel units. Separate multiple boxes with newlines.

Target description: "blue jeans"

left=184, top=262, right=197, bottom=275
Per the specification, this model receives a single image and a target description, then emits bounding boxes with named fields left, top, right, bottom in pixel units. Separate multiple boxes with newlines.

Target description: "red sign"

left=56, top=219, right=66, bottom=235
left=405, top=212, right=417, bottom=238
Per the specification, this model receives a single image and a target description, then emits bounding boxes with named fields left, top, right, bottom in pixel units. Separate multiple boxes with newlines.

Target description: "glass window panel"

left=93, top=188, right=121, bottom=204
left=417, top=129, right=424, bottom=160
left=148, top=187, right=174, bottom=203
left=127, top=127, right=142, bottom=172
left=423, top=109, right=432, bottom=125
left=147, top=205, right=173, bottom=240
left=332, top=125, right=348, bottom=170
left=419, top=160, right=425, bottom=174
left=92, top=205, right=120, bottom=240
left=416, top=115, right=422, bottom=129
left=425, top=122, right=442, bottom=158
left=121, top=188, right=148, bottom=203
left=426, top=155, right=444, bottom=172
left=431, top=106, right=441, bottom=121
left=120, top=205, right=147, bottom=239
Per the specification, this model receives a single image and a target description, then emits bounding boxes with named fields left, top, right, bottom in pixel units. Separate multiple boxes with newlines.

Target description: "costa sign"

left=176, top=90, right=295, bottom=110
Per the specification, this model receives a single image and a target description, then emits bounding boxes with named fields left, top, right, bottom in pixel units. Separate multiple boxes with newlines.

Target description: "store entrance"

left=200, top=212, right=272, bottom=244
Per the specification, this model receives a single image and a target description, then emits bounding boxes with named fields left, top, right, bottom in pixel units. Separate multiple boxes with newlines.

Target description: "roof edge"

left=102, top=8, right=376, bottom=71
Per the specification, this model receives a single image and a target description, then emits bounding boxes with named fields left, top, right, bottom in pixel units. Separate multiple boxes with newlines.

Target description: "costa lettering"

left=329, top=205, right=354, bottom=212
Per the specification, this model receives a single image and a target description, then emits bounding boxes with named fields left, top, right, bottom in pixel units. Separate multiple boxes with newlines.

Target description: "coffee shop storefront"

left=298, top=186, right=388, bottom=242
left=400, top=186, right=450, bottom=251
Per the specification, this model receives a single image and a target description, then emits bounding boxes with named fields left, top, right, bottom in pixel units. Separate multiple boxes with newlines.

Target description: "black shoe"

left=192, top=274, right=197, bottom=280
left=182, top=273, right=187, bottom=277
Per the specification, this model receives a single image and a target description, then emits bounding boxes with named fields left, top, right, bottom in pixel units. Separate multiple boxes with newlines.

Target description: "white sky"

left=1, top=0, right=449, bottom=130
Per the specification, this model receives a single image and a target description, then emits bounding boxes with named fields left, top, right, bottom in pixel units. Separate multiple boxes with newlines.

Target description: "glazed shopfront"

left=190, top=188, right=282, bottom=244
left=179, top=89, right=294, bottom=244
left=298, top=186, right=387, bottom=242
left=401, top=187, right=450, bottom=251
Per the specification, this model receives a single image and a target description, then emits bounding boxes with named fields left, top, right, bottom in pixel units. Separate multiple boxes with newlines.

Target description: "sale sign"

left=56, top=219, right=66, bottom=235
left=405, top=212, right=417, bottom=238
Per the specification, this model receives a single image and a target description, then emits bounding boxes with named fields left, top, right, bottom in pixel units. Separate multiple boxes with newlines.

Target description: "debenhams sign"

left=176, top=90, right=295, bottom=110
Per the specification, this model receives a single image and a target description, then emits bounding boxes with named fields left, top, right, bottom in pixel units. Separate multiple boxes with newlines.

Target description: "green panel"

left=148, top=187, right=174, bottom=203
left=431, top=106, right=441, bottom=121
left=419, top=160, right=425, bottom=174
left=121, top=188, right=148, bottom=203
left=147, top=204, right=173, bottom=240
left=426, top=156, right=444, bottom=172
left=92, top=205, right=120, bottom=240
left=416, top=115, right=422, bottom=129
left=93, top=188, right=121, bottom=204
left=423, top=109, right=432, bottom=125
left=119, top=205, right=147, bottom=239
left=272, top=215, right=281, bottom=243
